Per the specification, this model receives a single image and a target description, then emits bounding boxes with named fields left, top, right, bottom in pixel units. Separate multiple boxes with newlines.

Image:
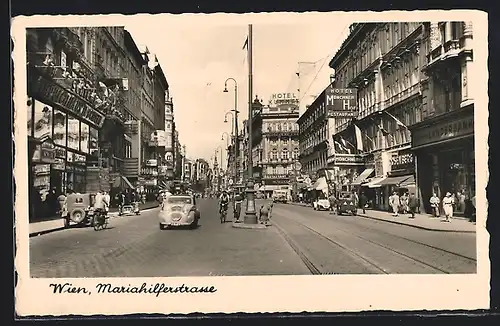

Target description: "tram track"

left=273, top=218, right=388, bottom=275
left=273, top=211, right=472, bottom=274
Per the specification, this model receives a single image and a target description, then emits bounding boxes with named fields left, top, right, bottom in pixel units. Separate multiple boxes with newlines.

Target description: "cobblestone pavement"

left=29, top=199, right=309, bottom=277
left=270, top=203, right=477, bottom=274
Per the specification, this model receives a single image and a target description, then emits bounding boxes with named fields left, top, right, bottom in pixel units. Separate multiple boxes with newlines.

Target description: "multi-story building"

left=164, top=96, right=175, bottom=180
left=327, top=22, right=425, bottom=210
left=297, top=89, right=336, bottom=182
left=409, top=22, right=474, bottom=215
left=247, top=95, right=300, bottom=199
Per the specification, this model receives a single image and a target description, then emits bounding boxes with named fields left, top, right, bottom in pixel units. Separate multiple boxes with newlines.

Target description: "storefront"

left=27, top=73, right=105, bottom=221
left=409, top=104, right=474, bottom=215
left=327, top=154, right=365, bottom=194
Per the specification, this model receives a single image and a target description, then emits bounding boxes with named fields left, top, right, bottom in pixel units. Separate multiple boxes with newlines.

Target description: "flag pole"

left=244, top=24, right=258, bottom=225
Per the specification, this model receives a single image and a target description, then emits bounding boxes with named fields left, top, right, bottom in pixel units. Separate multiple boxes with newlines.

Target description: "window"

left=53, top=109, right=67, bottom=147
left=80, top=122, right=90, bottom=153
left=271, top=149, right=278, bottom=160
left=293, top=148, right=299, bottom=159
left=89, top=127, right=99, bottom=156
left=67, top=115, right=80, bottom=151
left=33, top=100, right=52, bottom=139
left=282, top=138, right=288, bottom=145
left=281, top=149, right=289, bottom=160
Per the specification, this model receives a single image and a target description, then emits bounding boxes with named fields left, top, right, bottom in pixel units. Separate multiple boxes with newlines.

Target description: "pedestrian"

left=259, top=203, right=271, bottom=225
left=429, top=193, right=440, bottom=217
left=389, top=191, right=400, bottom=217
left=400, top=192, right=409, bottom=214
left=233, top=192, right=243, bottom=222
left=103, top=191, right=110, bottom=214
left=408, top=193, right=418, bottom=218
left=442, top=192, right=455, bottom=222
left=359, top=192, right=368, bottom=214
left=57, top=191, right=67, bottom=219
left=328, top=192, right=337, bottom=213
left=458, top=190, right=466, bottom=212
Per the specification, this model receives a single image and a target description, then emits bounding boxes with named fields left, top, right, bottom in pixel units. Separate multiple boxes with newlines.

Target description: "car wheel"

left=352, top=210, right=357, bottom=216
left=190, top=219, right=198, bottom=229
left=159, top=223, right=165, bottom=230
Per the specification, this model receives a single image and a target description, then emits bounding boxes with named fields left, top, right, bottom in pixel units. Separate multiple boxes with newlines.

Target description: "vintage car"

left=159, top=194, right=200, bottom=229
left=336, top=192, right=357, bottom=215
left=64, top=193, right=95, bottom=228
left=313, top=198, right=331, bottom=211
left=272, top=190, right=288, bottom=204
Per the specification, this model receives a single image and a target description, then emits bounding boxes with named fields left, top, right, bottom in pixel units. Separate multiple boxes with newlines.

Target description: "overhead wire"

left=298, top=23, right=351, bottom=106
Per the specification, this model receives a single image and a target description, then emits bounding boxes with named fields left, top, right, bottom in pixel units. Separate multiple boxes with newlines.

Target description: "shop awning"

left=399, top=175, right=415, bottom=187
left=363, top=177, right=387, bottom=188
left=376, top=175, right=412, bottom=187
left=351, top=168, right=375, bottom=186
left=121, top=176, right=135, bottom=189
left=313, top=177, right=328, bottom=191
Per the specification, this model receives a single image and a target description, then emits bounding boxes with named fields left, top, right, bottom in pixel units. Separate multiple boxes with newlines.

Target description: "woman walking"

left=442, top=192, right=455, bottom=222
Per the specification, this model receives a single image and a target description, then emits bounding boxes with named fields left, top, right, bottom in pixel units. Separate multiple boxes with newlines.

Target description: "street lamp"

left=224, top=111, right=235, bottom=134
left=223, top=78, right=240, bottom=188
left=221, top=132, right=231, bottom=148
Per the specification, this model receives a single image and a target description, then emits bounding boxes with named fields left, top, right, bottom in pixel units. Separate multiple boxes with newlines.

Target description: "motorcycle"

left=220, top=202, right=229, bottom=223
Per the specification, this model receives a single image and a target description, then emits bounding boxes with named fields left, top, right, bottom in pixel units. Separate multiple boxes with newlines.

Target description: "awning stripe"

left=121, top=176, right=135, bottom=189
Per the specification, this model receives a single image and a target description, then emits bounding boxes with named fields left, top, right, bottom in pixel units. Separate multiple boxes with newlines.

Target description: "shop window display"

left=89, top=127, right=99, bottom=156
left=33, top=100, right=52, bottom=140
left=80, top=122, right=90, bottom=154
left=53, top=109, right=67, bottom=147
left=67, top=115, right=80, bottom=151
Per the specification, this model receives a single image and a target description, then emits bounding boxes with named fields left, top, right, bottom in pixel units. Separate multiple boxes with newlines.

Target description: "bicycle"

left=220, top=204, right=228, bottom=224
left=93, top=209, right=109, bottom=231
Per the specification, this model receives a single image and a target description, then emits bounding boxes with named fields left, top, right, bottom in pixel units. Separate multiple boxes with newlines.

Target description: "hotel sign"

left=412, top=115, right=474, bottom=148
left=32, top=77, right=105, bottom=129
left=326, top=88, right=358, bottom=118
left=333, top=154, right=364, bottom=165
left=270, top=93, right=299, bottom=106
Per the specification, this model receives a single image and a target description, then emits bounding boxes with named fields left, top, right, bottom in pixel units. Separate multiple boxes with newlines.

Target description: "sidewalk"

left=29, top=201, right=160, bottom=237
left=288, top=202, right=476, bottom=233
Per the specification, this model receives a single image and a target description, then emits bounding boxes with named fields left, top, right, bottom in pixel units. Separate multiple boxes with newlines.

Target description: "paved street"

left=271, top=203, right=477, bottom=274
left=30, top=199, right=476, bottom=277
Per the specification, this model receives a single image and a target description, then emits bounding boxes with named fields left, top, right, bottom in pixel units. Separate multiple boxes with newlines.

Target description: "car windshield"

left=167, top=197, right=192, bottom=205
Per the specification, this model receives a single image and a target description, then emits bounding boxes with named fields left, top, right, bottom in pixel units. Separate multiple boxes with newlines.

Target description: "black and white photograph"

left=13, top=11, right=489, bottom=315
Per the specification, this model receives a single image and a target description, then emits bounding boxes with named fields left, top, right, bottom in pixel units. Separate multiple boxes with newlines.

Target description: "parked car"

left=64, top=193, right=95, bottom=228
left=159, top=194, right=200, bottom=230
left=336, top=192, right=357, bottom=215
left=313, top=198, right=331, bottom=211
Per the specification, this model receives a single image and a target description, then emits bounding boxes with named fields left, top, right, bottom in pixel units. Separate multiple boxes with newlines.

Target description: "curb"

left=356, top=213, right=476, bottom=233
left=288, top=202, right=475, bottom=233
left=29, top=205, right=160, bottom=237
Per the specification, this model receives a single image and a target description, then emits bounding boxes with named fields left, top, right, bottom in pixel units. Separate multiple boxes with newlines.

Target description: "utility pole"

left=244, top=24, right=257, bottom=224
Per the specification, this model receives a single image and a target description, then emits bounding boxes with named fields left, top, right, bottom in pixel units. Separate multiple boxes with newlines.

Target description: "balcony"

left=381, top=83, right=421, bottom=111
left=53, top=28, right=84, bottom=55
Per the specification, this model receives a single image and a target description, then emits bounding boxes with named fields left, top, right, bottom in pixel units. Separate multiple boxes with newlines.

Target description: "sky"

left=125, top=15, right=352, bottom=165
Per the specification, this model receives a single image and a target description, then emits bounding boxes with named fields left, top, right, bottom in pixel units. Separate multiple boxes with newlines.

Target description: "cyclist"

left=219, top=190, right=230, bottom=222
left=93, top=191, right=109, bottom=223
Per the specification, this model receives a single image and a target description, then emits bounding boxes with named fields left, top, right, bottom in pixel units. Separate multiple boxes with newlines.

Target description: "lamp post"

left=221, top=132, right=234, bottom=185
left=244, top=24, right=258, bottom=224
left=223, top=77, right=239, bottom=187
left=224, top=111, right=235, bottom=136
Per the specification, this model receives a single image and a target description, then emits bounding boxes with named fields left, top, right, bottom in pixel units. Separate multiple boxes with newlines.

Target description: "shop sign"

left=53, top=158, right=65, bottom=170
left=326, top=88, right=358, bottom=118
left=141, top=167, right=158, bottom=176
left=333, top=154, right=364, bottom=165
left=412, top=115, right=474, bottom=148
left=32, top=77, right=105, bottom=129
left=38, top=138, right=56, bottom=163
left=390, top=151, right=414, bottom=172
left=146, top=159, right=158, bottom=167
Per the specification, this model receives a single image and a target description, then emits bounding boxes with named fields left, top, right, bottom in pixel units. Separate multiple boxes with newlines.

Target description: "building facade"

left=247, top=96, right=300, bottom=199
left=409, top=22, right=474, bottom=215
left=328, top=22, right=425, bottom=210
left=164, top=96, right=175, bottom=180
left=325, top=22, right=474, bottom=215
